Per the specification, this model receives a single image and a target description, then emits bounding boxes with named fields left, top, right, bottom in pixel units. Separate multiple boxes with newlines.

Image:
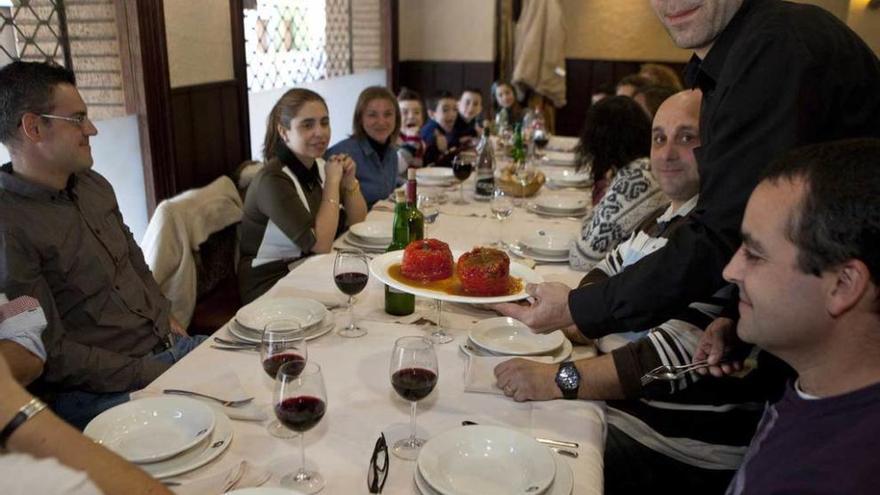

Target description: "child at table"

left=452, top=88, right=483, bottom=150
left=419, top=90, right=459, bottom=167
left=491, top=80, right=524, bottom=129
left=397, top=87, right=427, bottom=175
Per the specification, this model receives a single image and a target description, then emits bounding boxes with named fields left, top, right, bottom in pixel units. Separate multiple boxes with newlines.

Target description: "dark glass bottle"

left=474, top=127, right=495, bottom=199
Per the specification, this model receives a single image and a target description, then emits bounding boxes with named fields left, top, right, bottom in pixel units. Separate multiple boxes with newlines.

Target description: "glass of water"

left=490, top=188, right=514, bottom=247
left=417, top=194, right=440, bottom=237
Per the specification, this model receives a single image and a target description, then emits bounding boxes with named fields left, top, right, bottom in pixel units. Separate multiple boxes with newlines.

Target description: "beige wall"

left=563, top=0, right=689, bottom=62
left=164, top=0, right=235, bottom=88
left=399, top=0, right=495, bottom=61
left=562, top=0, right=863, bottom=62
left=848, top=0, right=880, bottom=55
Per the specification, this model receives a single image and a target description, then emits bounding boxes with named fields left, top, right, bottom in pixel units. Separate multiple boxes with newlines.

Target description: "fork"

left=640, top=360, right=722, bottom=385
left=163, top=389, right=255, bottom=407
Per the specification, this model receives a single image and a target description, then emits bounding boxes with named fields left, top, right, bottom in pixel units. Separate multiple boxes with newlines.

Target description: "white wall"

left=0, top=115, right=150, bottom=246
left=248, top=69, right=387, bottom=160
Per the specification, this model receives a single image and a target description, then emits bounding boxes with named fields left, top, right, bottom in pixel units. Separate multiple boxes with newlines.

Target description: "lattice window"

left=0, top=0, right=72, bottom=68
left=244, top=0, right=352, bottom=92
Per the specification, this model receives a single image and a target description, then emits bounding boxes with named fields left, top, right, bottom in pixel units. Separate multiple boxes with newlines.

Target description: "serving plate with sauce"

left=369, top=250, right=543, bottom=304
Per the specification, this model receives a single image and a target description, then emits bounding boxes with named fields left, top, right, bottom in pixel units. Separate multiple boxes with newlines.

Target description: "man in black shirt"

left=496, top=0, right=880, bottom=342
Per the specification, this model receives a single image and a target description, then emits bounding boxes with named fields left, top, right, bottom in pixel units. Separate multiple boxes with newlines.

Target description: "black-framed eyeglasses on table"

left=367, top=432, right=389, bottom=493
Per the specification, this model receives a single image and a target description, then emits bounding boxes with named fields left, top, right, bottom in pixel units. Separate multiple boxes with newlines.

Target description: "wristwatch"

left=555, top=362, right=581, bottom=400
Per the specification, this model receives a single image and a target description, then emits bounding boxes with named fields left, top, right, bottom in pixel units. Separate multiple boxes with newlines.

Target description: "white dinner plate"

left=527, top=202, right=588, bottom=218
left=461, top=336, right=573, bottom=364
left=507, top=241, right=569, bottom=263
left=535, top=193, right=589, bottom=213
left=84, top=396, right=215, bottom=463
left=227, top=312, right=335, bottom=344
left=235, top=298, right=327, bottom=332
left=545, top=135, right=579, bottom=152
left=469, top=317, right=565, bottom=356
left=522, top=229, right=574, bottom=256
left=545, top=169, right=591, bottom=186
left=416, top=167, right=454, bottom=181
left=417, top=425, right=557, bottom=495
left=349, top=221, right=392, bottom=243
left=141, top=410, right=234, bottom=479
left=343, top=232, right=390, bottom=252
left=227, top=489, right=306, bottom=495
left=542, top=150, right=578, bottom=166
left=369, top=250, right=543, bottom=304
left=416, top=450, right=573, bottom=495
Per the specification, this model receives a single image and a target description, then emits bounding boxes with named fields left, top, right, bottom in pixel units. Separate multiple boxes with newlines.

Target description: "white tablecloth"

left=148, top=164, right=606, bottom=494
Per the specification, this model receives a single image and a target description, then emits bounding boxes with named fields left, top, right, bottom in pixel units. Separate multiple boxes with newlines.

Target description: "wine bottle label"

left=475, top=177, right=495, bottom=196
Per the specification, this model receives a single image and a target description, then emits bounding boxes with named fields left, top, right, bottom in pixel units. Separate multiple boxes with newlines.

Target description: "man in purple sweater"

left=699, top=139, right=880, bottom=494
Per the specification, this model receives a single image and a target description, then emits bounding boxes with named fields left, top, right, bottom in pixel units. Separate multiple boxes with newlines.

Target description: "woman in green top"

left=238, top=88, right=368, bottom=303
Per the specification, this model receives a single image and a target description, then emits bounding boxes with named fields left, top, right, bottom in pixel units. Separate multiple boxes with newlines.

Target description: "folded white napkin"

left=132, top=369, right=267, bottom=422
left=171, top=460, right=271, bottom=495
left=463, top=345, right=597, bottom=395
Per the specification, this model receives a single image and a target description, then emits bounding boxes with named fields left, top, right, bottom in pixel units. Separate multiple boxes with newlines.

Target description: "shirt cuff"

left=611, top=339, right=663, bottom=399
left=568, top=283, right=615, bottom=339
left=137, top=358, right=172, bottom=389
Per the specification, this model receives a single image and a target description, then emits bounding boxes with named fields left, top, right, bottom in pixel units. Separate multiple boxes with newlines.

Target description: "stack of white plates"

left=416, top=167, right=456, bottom=187
left=84, top=396, right=234, bottom=479
left=344, top=221, right=392, bottom=251
left=508, top=228, right=573, bottom=263
left=529, top=193, right=590, bottom=217
left=545, top=169, right=592, bottom=188
left=542, top=150, right=578, bottom=167
left=414, top=425, right=574, bottom=494
left=230, top=298, right=334, bottom=343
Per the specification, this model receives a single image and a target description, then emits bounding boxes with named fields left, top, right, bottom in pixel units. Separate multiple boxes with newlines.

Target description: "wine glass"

left=417, top=194, right=440, bottom=237
left=261, top=319, right=307, bottom=439
left=275, top=361, right=327, bottom=494
left=333, top=248, right=370, bottom=338
left=452, top=154, right=474, bottom=205
left=490, top=188, right=514, bottom=247
left=389, top=336, right=438, bottom=460
left=514, top=160, right=532, bottom=207
left=533, top=126, right=550, bottom=159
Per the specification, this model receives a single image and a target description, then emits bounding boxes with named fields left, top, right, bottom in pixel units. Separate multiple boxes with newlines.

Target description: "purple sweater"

left=727, top=380, right=880, bottom=494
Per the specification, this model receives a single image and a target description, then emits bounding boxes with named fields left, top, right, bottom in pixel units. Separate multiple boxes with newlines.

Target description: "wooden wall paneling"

left=398, top=61, right=495, bottom=101
left=170, top=81, right=245, bottom=193
left=171, top=90, right=195, bottom=192
left=229, top=0, right=251, bottom=165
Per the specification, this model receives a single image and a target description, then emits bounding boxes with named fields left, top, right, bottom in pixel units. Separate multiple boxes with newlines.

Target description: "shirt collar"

left=656, top=195, right=699, bottom=223
left=275, top=143, right=322, bottom=192
left=684, top=0, right=758, bottom=92
left=0, top=162, right=77, bottom=201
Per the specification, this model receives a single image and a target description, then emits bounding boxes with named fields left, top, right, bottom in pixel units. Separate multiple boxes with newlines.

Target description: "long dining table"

left=147, top=158, right=607, bottom=494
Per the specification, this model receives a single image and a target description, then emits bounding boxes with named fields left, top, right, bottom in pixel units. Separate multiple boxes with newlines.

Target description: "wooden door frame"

left=114, top=0, right=176, bottom=215
left=382, top=0, right=399, bottom=91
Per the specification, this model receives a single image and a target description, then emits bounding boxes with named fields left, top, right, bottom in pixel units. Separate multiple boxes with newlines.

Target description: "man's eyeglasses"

left=39, top=113, right=91, bottom=127
left=367, top=432, right=389, bottom=493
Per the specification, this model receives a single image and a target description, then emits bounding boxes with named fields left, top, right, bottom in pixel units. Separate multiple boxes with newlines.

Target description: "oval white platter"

left=369, top=250, right=543, bottom=304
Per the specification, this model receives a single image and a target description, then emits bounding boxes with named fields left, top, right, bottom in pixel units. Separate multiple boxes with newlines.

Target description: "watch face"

left=556, top=362, right=580, bottom=397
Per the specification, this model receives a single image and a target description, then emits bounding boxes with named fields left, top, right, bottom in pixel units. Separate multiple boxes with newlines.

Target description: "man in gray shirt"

left=0, top=62, right=204, bottom=428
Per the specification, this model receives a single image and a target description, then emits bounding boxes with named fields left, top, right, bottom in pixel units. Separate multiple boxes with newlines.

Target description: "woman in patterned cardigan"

left=569, top=96, right=667, bottom=271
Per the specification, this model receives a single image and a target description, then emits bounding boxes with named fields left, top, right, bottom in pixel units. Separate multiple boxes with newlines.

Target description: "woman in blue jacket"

left=327, top=86, right=401, bottom=208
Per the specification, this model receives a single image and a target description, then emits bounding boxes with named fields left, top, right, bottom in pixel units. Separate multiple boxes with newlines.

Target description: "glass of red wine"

left=275, top=361, right=327, bottom=494
left=261, top=319, right=307, bottom=439
left=452, top=153, right=474, bottom=205
left=389, top=336, right=438, bottom=460
left=333, top=248, right=370, bottom=338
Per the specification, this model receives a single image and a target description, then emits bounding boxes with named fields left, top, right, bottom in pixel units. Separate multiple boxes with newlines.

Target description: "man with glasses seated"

left=0, top=61, right=205, bottom=429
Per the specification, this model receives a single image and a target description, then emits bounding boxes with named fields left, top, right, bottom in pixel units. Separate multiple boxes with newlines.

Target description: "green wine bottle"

left=384, top=170, right=424, bottom=315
